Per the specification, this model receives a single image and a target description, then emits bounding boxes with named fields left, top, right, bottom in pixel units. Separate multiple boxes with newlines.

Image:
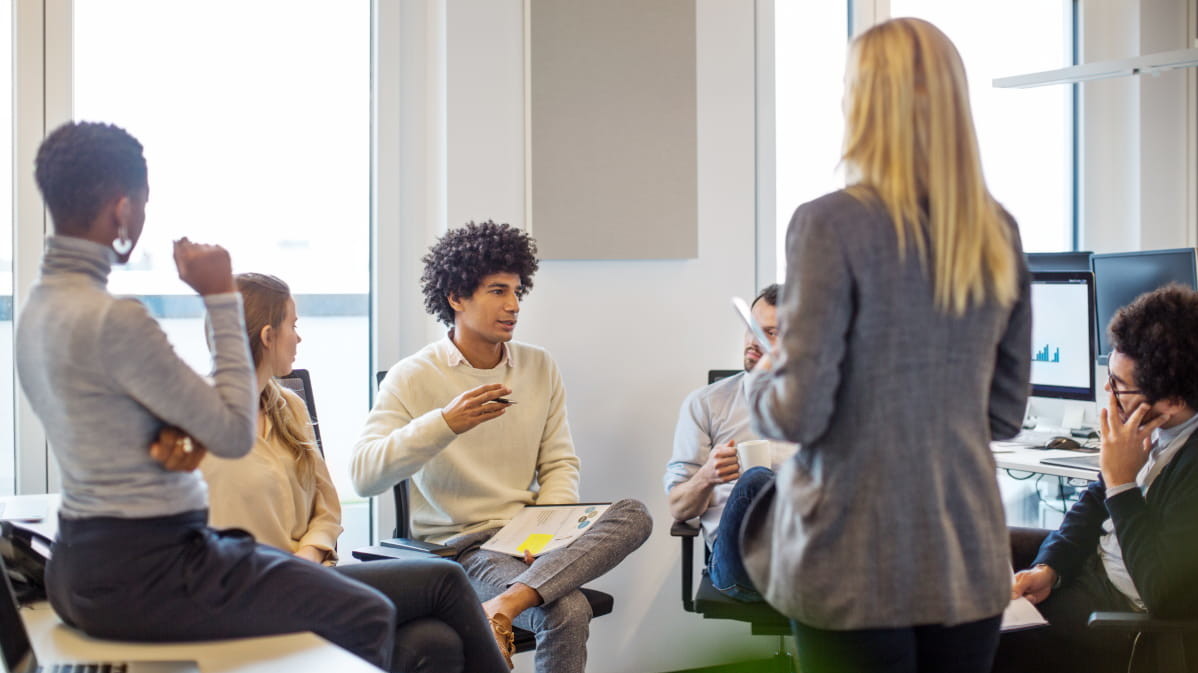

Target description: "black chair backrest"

left=376, top=370, right=413, bottom=538
left=279, top=368, right=324, bottom=458
left=708, top=369, right=740, bottom=385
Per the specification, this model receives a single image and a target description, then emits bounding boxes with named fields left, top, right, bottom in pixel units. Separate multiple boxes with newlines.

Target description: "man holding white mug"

left=664, top=284, right=797, bottom=602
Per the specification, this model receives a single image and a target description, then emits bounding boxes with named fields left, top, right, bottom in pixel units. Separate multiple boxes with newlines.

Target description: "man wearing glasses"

left=994, top=285, right=1198, bottom=672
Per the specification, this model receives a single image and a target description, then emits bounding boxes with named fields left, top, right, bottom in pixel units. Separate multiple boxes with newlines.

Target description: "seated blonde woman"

left=202, top=272, right=510, bottom=673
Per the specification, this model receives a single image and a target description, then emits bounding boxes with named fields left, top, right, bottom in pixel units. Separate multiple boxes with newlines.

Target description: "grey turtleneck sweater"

left=16, top=236, right=257, bottom=519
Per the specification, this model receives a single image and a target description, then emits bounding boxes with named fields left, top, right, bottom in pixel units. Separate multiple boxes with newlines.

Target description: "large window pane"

left=774, top=1, right=850, bottom=275
left=889, top=0, right=1075, bottom=252
left=1, top=1, right=14, bottom=495
left=73, top=0, right=372, bottom=547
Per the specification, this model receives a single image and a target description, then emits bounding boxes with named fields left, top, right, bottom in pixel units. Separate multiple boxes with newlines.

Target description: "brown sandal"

left=488, top=612, right=516, bottom=670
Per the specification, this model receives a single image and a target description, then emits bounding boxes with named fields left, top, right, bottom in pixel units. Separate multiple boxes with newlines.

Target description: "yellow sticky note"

left=516, top=534, right=554, bottom=555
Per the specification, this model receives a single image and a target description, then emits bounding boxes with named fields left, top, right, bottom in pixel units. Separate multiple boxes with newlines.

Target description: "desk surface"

left=21, top=604, right=382, bottom=673
left=992, top=443, right=1101, bottom=481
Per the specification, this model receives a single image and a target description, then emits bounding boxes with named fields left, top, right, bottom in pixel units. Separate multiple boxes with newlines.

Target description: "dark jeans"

left=48, top=511, right=396, bottom=670
left=992, top=554, right=1139, bottom=673
left=792, top=614, right=1003, bottom=673
left=336, top=558, right=509, bottom=673
left=708, top=466, right=774, bottom=602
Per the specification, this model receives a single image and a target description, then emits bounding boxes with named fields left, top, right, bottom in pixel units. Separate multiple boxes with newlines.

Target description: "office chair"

left=278, top=368, right=323, bottom=457
left=1010, top=526, right=1198, bottom=673
left=353, top=371, right=615, bottom=655
left=665, top=370, right=795, bottom=673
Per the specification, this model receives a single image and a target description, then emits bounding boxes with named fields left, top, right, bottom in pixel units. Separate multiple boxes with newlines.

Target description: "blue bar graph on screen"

left=1034, top=344, right=1061, bottom=363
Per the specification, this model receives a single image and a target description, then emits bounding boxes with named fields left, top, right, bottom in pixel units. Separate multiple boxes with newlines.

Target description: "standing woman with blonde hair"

left=743, top=18, right=1031, bottom=673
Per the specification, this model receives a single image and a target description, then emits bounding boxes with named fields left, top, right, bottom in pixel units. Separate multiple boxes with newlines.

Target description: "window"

left=73, top=0, right=372, bottom=547
left=1, top=1, right=13, bottom=495
left=888, top=0, right=1076, bottom=252
left=772, top=1, right=850, bottom=275
left=771, top=1, right=1076, bottom=279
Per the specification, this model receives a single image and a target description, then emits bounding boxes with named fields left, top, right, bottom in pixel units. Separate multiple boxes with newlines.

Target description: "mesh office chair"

left=353, top=371, right=615, bottom=654
left=277, top=368, right=323, bottom=457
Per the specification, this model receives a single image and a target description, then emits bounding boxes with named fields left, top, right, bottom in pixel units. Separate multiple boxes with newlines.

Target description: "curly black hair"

left=420, top=221, right=540, bottom=326
left=1108, top=283, right=1198, bottom=410
left=34, top=121, right=147, bottom=234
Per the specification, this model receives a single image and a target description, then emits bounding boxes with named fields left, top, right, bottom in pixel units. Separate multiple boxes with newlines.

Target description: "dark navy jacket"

left=1034, top=429, right=1198, bottom=619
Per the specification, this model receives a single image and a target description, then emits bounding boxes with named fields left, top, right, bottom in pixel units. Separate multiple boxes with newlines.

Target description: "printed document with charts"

left=1001, top=569, right=1049, bottom=632
left=481, top=504, right=611, bottom=558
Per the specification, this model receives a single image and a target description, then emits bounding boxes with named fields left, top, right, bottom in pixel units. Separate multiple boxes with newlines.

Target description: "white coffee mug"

left=736, top=439, right=773, bottom=472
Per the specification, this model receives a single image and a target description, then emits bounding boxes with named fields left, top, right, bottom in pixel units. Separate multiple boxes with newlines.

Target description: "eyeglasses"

left=1108, top=373, right=1144, bottom=416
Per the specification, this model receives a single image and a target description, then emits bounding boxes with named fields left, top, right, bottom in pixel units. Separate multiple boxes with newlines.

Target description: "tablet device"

left=731, top=296, right=774, bottom=350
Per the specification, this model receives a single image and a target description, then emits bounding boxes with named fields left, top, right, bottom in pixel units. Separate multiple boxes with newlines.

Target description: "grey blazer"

left=745, top=189, right=1031, bottom=630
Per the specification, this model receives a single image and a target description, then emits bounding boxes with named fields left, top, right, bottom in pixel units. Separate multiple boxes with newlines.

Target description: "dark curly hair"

left=420, top=221, right=540, bottom=326
left=1109, top=284, right=1198, bottom=409
left=34, top=121, right=147, bottom=234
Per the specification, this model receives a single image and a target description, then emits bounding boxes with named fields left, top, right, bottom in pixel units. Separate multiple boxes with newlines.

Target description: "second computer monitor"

left=1092, top=248, right=1197, bottom=358
left=1026, top=251, right=1093, bottom=273
left=1030, top=271, right=1096, bottom=401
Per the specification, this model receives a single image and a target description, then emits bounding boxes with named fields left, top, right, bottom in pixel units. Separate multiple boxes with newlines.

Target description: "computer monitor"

left=1029, top=271, right=1096, bottom=401
left=1026, top=251, right=1093, bottom=272
left=1091, top=248, right=1198, bottom=359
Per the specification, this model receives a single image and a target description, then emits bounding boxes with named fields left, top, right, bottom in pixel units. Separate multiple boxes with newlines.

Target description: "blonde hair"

left=842, top=17, right=1018, bottom=315
left=235, top=272, right=318, bottom=487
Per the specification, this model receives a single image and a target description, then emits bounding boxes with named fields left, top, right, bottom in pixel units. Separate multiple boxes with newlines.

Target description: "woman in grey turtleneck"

left=15, top=121, right=398, bottom=669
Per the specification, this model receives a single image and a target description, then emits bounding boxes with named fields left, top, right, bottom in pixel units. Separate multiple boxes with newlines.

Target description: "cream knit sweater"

left=351, top=337, right=581, bottom=542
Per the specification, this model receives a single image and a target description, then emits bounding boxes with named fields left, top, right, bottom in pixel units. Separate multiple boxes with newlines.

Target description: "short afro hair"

left=34, top=121, right=147, bottom=233
left=420, top=220, right=540, bottom=326
left=1108, top=284, right=1198, bottom=410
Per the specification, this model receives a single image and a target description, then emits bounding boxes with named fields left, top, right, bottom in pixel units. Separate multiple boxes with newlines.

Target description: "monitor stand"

left=1025, top=397, right=1097, bottom=437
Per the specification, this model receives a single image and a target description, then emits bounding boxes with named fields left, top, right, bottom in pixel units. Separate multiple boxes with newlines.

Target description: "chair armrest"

left=379, top=537, right=457, bottom=558
left=671, top=521, right=700, bottom=537
left=671, top=520, right=699, bottom=613
left=1088, top=611, right=1198, bottom=633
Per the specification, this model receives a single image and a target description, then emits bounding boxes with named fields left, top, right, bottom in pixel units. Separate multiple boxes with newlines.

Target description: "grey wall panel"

left=529, top=0, right=698, bottom=259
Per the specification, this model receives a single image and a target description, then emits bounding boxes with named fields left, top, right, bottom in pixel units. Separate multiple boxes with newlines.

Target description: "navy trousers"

left=792, top=614, right=1003, bottom=673
left=49, top=511, right=396, bottom=669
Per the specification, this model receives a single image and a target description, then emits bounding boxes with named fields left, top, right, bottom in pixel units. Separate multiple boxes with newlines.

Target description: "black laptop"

left=0, top=556, right=198, bottom=673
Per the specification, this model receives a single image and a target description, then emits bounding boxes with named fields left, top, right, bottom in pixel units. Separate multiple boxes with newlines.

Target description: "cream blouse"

left=202, top=387, right=342, bottom=564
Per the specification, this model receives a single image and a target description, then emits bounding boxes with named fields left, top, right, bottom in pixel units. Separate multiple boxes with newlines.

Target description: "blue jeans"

left=708, top=466, right=774, bottom=602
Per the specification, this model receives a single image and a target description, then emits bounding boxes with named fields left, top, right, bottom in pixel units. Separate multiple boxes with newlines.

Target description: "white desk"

left=3, top=494, right=382, bottom=673
left=992, top=444, right=1100, bottom=481
left=20, top=603, right=382, bottom=673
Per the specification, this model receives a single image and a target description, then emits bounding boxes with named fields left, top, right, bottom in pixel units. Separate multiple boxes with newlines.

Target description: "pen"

left=494, top=398, right=516, bottom=405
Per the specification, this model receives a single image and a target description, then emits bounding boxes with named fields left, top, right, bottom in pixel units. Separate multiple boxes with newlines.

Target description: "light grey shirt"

left=744, top=190, right=1031, bottom=630
left=1100, top=411, right=1198, bottom=607
left=16, top=236, right=257, bottom=519
left=664, top=372, right=754, bottom=544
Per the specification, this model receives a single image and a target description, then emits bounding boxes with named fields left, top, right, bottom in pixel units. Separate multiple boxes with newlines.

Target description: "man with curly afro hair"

left=351, top=221, right=652, bottom=673
left=996, top=284, right=1198, bottom=673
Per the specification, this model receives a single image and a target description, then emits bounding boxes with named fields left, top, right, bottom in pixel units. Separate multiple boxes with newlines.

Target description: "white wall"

left=387, top=0, right=776, bottom=670
left=1080, top=0, right=1197, bottom=252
